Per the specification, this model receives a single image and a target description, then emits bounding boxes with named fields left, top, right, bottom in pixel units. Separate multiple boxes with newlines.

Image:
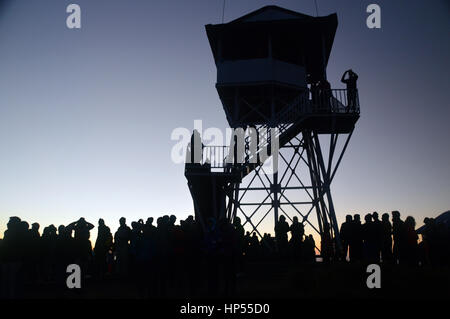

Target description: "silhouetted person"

left=362, top=214, right=379, bottom=263
left=318, top=79, right=332, bottom=111
left=321, top=223, right=332, bottom=263
left=28, top=222, right=41, bottom=282
left=392, top=211, right=405, bottom=265
left=204, top=217, right=220, bottom=295
left=138, top=217, right=158, bottom=296
left=130, top=220, right=143, bottom=270
left=1, top=217, right=27, bottom=298
left=41, top=224, right=58, bottom=283
left=372, top=212, right=382, bottom=263
left=144, top=217, right=157, bottom=235
left=233, top=217, right=245, bottom=274
left=184, top=215, right=202, bottom=296
left=29, top=223, right=40, bottom=239
left=341, top=69, right=358, bottom=111
left=131, top=219, right=148, bottom=294
left=218, top=218, right=237, bottom=296
left=381, top=213, right=393, bottom=263
left=243, top=231, right=251, bottom=258
left=275, top=216, right=289, bottom=257
left=67, top=218, right=94, bottom=274
left=290, top=217, right=304, bottom=241
left=155, top=216, right=170, bottom=296
left=304, top=234, right=316, bottom=263
left=340, top=215, right=353, bottom=261
left=52, top=225, right=73, bottom=287
left=349, top=214, right=363, bottom=262
left=404, top=216, right=418, bottom=266
left=289, top=216, right=304, bottom=260
left=187, top=129, right=203, bottom=164
left=114, top=217, right=131, bottom=277
left=94, top=219, right=112, bottom=279
left=168, top=215, right=186, bottom=295
left=249, top=232, right=261, bottom=259
left=420, top=217, right=438, bottom=266
left=308, top=74, right=320, bottom=112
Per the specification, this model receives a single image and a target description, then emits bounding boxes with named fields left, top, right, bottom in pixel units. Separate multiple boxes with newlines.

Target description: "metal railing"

left=202, top=145, right=230, bottom=168
left=279, top=88, right=360, bottom=123
left=310, top=88, right=360, bottom=114
left=190, top=88, right=359, bottom=171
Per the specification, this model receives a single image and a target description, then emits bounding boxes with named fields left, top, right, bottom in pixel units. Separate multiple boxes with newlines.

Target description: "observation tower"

left=185, top=5, right=360, bottom=256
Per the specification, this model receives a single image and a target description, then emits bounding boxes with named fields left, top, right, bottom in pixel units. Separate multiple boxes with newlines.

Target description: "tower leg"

left=272, top=172, right=279, bottom=225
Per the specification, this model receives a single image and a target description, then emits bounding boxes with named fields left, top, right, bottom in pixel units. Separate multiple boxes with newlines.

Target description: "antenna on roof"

left=222, top=0, right=226, bottom=23
left=314, top=0, right=319, bottom=16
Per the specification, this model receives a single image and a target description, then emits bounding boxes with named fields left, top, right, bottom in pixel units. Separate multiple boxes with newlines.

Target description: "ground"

left=20, top=261, right=450, bottom=300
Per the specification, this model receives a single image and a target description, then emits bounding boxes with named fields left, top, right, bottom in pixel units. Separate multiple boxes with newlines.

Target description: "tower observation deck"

left=184, top=5, right=360, bottom=258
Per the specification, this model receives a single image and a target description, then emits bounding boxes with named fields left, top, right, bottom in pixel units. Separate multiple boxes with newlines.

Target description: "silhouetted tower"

left=185, top=6, right=360, bottom=257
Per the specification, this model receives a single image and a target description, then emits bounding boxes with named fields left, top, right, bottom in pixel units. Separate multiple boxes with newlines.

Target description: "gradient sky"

left=0, top=0, right=449, bottom=241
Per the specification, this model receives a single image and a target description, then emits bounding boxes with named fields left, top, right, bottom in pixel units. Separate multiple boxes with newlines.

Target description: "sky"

left=0, top=0, right=449, bottom=241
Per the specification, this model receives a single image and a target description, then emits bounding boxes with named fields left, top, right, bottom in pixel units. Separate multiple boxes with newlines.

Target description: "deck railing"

left=202, top=145, right=230, bottom=168
left=280, top=88, right=360, bottom=123
left=191, top=88, right=359, bottom=170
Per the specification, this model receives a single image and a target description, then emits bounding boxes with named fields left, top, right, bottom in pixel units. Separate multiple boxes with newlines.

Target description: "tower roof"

left=227, top=5, right=313, bottom=23
left=205, top=6, right=338, bottom=73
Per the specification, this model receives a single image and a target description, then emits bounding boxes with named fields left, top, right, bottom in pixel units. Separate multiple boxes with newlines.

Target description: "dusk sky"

left=0, top=0, right=449, bottom=240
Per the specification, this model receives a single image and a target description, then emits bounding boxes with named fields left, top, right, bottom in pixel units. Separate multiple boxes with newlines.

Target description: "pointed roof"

left=228, top=5, right=313, bottom=24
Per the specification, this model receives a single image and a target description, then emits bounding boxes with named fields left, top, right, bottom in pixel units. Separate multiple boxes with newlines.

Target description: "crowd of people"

left=0, top=210, right=448, bottom=298
left=338, top=211, right=450, bottom=266
left=0, top=214, right=281, bottom=298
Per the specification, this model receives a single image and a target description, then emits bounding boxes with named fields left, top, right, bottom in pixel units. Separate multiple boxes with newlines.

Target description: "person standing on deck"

left=341, top=69, right=358, bottom=111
